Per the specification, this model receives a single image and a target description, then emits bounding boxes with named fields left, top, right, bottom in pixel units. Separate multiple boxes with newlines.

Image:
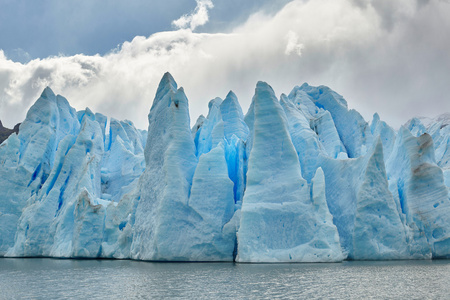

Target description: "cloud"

left=285, top=30, right=304, bottom=56
left=172, top=0, right=214, bottom=30
left=0, top=0, right=197, bottom=59
left=1, top=0, right=449, bottom=130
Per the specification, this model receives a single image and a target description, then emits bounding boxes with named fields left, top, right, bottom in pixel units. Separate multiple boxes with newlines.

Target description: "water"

left=1, top=259, right=449, bottom=299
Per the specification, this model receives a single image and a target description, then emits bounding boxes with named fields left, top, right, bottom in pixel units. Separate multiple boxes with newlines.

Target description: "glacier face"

left=237, top=82, right=343, bottom=262
left=1, top=73, right=450, bottom=262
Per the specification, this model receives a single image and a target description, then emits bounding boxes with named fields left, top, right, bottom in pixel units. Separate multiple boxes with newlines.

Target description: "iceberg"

left=386, top=127, right=450, bottom=258
left=130, top=73, right=199, bottom=260
left=236, top=82, right=343, bottom=262
left=130, top=73, right=236, bottom=261
left=0, top=88, right=80, bottom=255
left=2, top=72, right=450, bottom=262
left=352, top=139, right=409, bottom=260
left=2, top=90, right=145, bottom=258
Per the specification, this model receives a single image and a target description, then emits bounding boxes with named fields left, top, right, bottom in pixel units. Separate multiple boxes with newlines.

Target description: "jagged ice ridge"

left=1, top=73, right=450, bottom=262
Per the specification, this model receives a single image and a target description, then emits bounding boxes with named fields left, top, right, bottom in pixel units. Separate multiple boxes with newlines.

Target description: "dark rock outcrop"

left=0, top=121, right=20, bottom=144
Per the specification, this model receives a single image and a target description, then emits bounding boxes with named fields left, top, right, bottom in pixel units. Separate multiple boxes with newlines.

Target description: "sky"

left=0, top=0, right=449, bottom=130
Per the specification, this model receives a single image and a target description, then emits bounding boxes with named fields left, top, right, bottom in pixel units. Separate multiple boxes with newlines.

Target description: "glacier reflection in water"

left=1, top=259, right=449, bottom=299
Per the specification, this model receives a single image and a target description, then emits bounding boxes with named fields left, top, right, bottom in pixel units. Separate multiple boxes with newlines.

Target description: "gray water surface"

left=1, top=258, right=449, bottom=299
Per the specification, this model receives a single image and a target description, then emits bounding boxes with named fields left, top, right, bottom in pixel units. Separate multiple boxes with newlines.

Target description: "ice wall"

left=237, top=82, right=343, bottom=262
left=2, top=73, right=450, bottom=262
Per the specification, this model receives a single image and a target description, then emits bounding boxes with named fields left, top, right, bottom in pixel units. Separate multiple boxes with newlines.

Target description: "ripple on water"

left=0, top=259, right=449, bottom=299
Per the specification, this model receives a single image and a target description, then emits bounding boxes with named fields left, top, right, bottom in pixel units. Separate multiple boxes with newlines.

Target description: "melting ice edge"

left=1, top=72, right=450, bottom=262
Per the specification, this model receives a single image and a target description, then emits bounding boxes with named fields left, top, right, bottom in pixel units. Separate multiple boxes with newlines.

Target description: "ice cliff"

left=1, top=73, right=450, bottom=262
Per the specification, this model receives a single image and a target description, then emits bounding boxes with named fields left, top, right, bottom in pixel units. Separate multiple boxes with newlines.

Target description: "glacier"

left=1, top=72, right=450, bottom=262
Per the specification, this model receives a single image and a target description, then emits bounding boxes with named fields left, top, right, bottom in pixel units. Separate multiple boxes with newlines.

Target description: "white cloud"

left=1, top=0, right=449, bottom=130
left=285, top=30, right=304, bottom=56
left=172, top=0, right=214, bottom=30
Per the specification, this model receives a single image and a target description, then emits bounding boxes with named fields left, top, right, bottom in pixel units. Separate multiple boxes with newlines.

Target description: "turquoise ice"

left=2, top=73, right=450, bottom=262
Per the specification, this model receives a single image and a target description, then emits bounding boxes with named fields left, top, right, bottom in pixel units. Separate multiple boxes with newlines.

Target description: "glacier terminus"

left=1, top=72, right=450, bottom=262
